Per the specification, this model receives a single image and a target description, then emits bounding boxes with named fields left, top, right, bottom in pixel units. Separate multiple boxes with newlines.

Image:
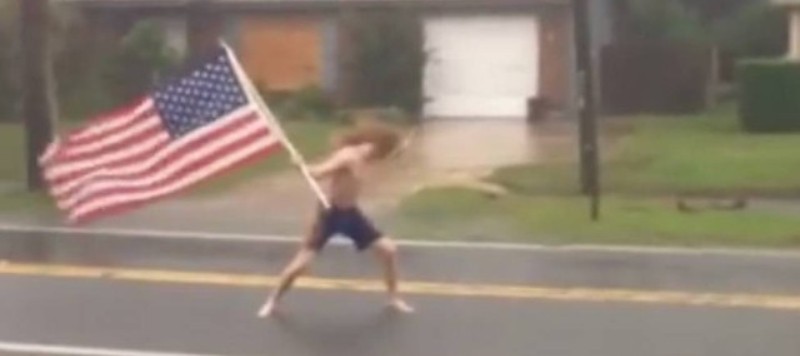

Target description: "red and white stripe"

left=40, top=99, right=281, bottom=224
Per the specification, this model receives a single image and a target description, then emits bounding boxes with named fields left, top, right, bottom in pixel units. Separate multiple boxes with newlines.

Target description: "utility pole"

left=20, top=0, right=56, bottom=191
left=572, top=0, right=601, bottom=220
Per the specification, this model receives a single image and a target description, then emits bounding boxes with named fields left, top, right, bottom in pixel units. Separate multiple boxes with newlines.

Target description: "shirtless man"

left=257, top=123, right=414, bottom=318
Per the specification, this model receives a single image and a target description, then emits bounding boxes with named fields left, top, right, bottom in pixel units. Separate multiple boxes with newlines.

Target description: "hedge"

left=738, top=60, right=800, bottom=133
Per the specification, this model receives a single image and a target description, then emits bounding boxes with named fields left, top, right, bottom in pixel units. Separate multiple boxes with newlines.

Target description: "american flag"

left=40, top=49, right=281, bottom=224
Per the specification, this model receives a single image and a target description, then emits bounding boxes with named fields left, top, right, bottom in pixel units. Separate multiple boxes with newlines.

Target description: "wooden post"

left=790, top=7, right=800, bottom=60
left=708, top=45, right=719, bottom=109
left=19, top=0, right=57, bottom=191
left=573, top=0, right=601, bottom=221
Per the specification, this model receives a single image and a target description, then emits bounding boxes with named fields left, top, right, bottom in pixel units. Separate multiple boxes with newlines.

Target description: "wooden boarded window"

left=239, top=16, right=323, bottom=92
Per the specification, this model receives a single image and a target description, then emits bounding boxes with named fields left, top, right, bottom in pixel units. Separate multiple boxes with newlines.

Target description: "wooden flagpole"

left=220, top=41, right=331, bottom=209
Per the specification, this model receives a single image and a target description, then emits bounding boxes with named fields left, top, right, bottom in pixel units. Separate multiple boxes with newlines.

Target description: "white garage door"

left=423, top=15, right=540, bottom=118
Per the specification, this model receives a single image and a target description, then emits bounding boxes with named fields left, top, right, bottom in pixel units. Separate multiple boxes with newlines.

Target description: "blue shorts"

left=309, top=206, right=383, bottom=251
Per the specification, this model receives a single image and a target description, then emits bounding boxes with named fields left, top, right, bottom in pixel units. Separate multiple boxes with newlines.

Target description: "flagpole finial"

left=218, top=38, right=234, bottom=50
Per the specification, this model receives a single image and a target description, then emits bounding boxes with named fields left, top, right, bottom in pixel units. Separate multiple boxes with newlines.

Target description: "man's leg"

left=257, top=247, right=316, bottom=318
left=259, top=209, right=328, bottom=318
left=372, top=237, right=414, bottom=313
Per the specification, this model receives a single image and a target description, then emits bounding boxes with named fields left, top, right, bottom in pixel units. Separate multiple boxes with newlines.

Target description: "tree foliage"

left=625, top=0, right=710, bottom=44
left=712, top=1, right=787, bottom=58
left=103, top=21, right=179, bottom=109
left=341, top=9, right=426, bottom=117
left=623, top=0, right=786, bottom=58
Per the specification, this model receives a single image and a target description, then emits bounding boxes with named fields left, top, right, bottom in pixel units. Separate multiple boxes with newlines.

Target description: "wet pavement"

left=411, top=119, right=543, bottom=170
left=1, top=230, right=800, bottom=355
left=2, top=231, right=800, bottom=295
left=3, top=277, right=799, bottom=356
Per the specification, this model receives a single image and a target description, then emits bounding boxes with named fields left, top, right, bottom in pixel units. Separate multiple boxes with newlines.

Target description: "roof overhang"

left=55, top=0, right=569, bottom=11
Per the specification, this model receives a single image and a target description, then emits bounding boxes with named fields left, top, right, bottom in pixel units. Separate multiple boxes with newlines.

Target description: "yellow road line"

left=1, top=262, right=799, bottom=311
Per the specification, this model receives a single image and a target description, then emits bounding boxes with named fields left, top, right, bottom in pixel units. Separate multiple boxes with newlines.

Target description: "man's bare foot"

left=257, top=299, right=277, bottom=318
left=388, top=298, right=414, bottom=313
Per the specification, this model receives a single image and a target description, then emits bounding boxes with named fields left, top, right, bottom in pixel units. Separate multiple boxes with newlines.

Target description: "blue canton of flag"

left=153, top=52, right=249, bottom=138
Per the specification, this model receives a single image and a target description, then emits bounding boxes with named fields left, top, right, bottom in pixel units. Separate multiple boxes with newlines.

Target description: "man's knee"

left=376, top=237, right=398, bottom=257
left=285, top=261, right=310, bottom=278
left=285, top=249, right=315, bottom=274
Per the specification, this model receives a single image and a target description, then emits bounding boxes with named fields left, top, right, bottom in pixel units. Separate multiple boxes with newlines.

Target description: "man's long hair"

left=334, top=120, right=402, bottom=160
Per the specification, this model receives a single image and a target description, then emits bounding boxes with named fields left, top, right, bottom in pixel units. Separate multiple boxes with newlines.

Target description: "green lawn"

left=493, top=104, right=800, bottom=196
left=391, top=104, right=800, bottom=247
left=0, top=120, right=104, bottom=183
left=0, top=124, right=26, bottom=183
left=391, top=187, right=800, bottom=248
left=0, top=123, right=70, bottom=212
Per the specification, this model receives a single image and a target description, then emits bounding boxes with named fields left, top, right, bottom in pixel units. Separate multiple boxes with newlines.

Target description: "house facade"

left=62, top=0, right=616, bottom=119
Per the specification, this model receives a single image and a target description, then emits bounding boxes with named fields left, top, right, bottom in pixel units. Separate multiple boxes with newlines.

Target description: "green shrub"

left=103, top=20, right=179, bottom=108
left=53, top=12, right=115, bottom=120
left=341, top=10, right=426, bottom=117
left=373, top=106, right=412, bottom=123
left=738, top=60, right=800, bottom=133
left=291, top=86, right=334, bottom=120
left=713, top=2, right=786, bottom=59
left=54, top=18, right=178, bottom=120
left=264, top=86, right=335, bottom=121
left=625, top=0, right=709, bottom=44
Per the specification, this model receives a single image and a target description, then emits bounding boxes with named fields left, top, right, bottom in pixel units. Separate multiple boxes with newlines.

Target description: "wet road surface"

left=0, top=231, right=799, bottom=356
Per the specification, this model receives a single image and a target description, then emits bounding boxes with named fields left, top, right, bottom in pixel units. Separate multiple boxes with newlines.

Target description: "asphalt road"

left=0, top=230, right=799, bottom=356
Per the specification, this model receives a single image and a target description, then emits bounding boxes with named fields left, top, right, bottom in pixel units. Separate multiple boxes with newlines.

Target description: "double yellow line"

left=1, top=261, right=800, bottom=312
